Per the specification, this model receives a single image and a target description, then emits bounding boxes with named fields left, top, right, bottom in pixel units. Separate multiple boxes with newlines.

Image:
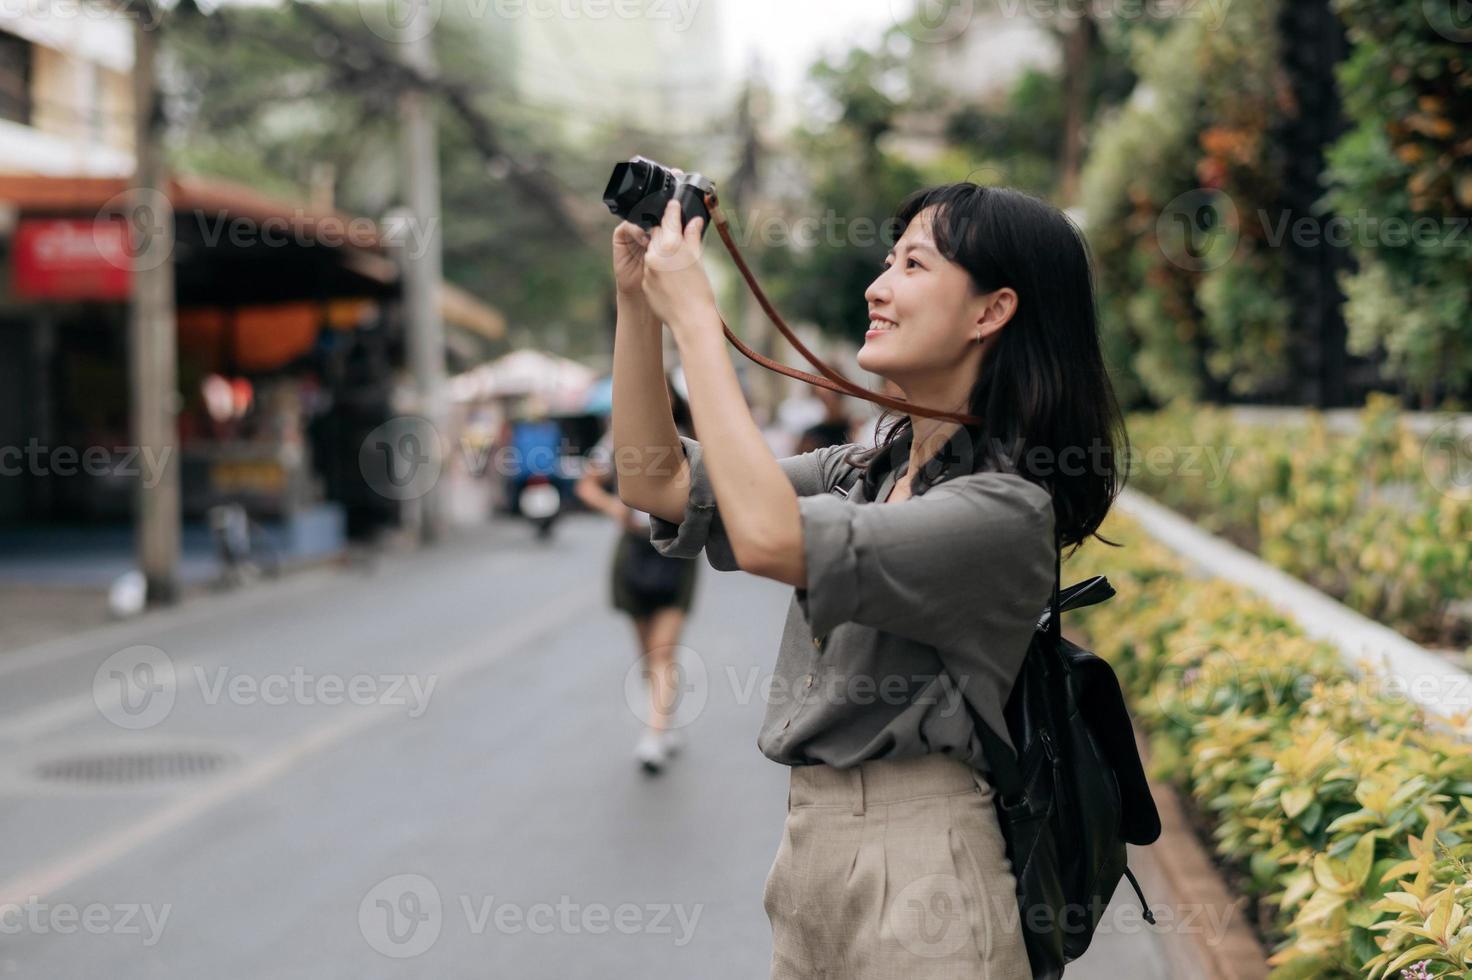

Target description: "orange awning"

left=178, top=302, right=342, bottom=372
left=3, top=172, right=507, bottom=349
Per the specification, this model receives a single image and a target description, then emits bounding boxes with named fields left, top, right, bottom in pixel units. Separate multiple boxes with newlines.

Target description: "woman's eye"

left=907, top=257, right=922, bottom=269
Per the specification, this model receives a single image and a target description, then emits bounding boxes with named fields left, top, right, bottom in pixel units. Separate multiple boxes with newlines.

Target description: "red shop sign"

left=11, top=216, right=133, bottom=301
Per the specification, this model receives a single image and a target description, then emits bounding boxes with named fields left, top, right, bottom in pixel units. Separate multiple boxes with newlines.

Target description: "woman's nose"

left=864, top=273, right=890, bottom=306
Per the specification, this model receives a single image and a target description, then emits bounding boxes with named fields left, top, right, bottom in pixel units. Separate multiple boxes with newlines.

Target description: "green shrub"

left=1070, top=513, right=1472, bottom=977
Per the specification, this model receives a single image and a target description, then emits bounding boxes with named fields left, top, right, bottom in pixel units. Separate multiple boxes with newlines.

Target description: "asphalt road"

left=0, top=515, right=1176, bottom=978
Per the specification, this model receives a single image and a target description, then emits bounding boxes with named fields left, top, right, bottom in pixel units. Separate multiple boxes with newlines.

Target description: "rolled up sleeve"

left=794, top=473, right=1056, bottom=652
left=649, top=435, right=852, bottom=572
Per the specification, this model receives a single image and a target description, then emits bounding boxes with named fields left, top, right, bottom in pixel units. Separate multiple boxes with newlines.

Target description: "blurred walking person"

left=575, top=376, right=699, bottom=775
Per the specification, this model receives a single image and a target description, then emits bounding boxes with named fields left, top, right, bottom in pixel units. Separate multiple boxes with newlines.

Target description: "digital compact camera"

left=602, top=155, right=715, bottom=238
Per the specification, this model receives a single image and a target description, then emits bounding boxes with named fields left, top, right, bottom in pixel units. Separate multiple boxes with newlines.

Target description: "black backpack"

left=971, top=540, right=1163, bottom=978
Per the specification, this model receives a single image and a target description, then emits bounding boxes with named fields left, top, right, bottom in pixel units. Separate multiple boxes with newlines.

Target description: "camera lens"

left=603, top=158, right=674, bottom=228
left=606, top=162, right=643, bottom=201
left=604, top=161, right=651, bottom=214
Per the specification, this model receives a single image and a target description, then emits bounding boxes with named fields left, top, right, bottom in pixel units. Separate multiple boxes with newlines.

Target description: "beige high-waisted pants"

left=763, top=752, right=1034, bottom=979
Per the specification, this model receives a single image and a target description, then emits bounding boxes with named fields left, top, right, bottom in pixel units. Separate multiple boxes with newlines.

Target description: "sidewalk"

left=0, top=585, right=113, bottom=650
left=0, top=513, right=352, bottom=650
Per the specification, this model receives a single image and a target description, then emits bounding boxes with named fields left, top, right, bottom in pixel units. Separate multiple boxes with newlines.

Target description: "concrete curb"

left=1116, top=488, right=1472, bottom=729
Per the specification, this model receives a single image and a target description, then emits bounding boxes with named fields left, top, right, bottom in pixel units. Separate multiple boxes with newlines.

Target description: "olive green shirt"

left=648, top=435, right=1057, bottom=774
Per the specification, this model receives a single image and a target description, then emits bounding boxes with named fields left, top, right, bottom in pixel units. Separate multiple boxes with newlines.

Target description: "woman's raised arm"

left=609, top=221, right=690, bottom=524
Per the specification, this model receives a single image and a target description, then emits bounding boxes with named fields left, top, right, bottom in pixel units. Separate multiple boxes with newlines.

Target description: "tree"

left=163, top=0, right=633, bottom=357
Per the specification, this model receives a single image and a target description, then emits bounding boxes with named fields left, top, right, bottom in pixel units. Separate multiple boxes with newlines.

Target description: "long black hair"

left=846, top=182, right=1129, bottom=555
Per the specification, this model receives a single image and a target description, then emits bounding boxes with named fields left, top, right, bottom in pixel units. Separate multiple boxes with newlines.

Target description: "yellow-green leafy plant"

left=1068, top=512, right=1472, bottom=978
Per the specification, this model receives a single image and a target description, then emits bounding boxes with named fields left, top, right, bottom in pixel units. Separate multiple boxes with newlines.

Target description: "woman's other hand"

left=641, top=199, right=715, bottom=335
left=612, top=220, right=653, bottom=299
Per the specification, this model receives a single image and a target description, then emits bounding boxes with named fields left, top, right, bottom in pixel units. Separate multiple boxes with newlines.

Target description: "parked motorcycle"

left=518, top=473, right=563, bottom=541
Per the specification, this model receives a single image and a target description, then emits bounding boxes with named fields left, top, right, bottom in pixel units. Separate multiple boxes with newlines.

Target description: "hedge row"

left=1069, top=513, right=1472, bottom=978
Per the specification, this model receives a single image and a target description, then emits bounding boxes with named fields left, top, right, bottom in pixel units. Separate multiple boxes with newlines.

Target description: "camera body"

left=603, top=156, right=715, bottom=238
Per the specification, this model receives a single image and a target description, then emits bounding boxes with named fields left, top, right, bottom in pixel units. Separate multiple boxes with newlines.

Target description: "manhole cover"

left=35, top=749, right=234, bottom=784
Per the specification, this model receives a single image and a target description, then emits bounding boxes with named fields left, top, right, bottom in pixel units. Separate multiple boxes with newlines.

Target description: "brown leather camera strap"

left=703, top=193, right=983, bottom=427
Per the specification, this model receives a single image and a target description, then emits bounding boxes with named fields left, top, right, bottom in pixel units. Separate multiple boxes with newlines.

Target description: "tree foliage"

left=163, top=1, right=648, bottom=358
left=1322, top=0, right=1472, bottom=407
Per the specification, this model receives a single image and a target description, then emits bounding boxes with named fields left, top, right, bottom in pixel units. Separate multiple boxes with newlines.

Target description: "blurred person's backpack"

left=829, top=467, right=1161, bottom=979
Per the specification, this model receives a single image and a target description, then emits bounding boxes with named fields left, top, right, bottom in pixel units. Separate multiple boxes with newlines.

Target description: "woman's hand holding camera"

left=612, top=220, right=653, bottom=301
left=640, top=199, right=716, bottom=340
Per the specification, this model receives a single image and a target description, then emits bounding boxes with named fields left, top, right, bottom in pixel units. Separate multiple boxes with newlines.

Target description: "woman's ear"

left=974, top=287, right=1018, bottom=341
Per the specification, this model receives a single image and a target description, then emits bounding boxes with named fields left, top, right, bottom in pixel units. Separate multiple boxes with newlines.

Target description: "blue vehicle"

left=503, top=417, right=575, bottom=537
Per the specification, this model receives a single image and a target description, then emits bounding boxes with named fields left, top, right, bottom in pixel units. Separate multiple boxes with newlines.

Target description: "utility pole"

left=397, top=10, right=448, bottom=544
left=129, top=9, right=180, bottom=603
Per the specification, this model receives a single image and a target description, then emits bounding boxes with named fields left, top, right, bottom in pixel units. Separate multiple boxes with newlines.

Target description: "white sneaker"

left=661, top=727, right=685, bottom=757
left=635, top=729, right=668, bottom=774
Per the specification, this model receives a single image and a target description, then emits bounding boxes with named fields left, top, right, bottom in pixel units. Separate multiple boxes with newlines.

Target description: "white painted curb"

left=1116, top=488, right=1472, bottom=727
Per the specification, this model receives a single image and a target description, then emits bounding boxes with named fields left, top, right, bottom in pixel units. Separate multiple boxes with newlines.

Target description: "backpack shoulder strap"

left=975, top=539, right=1060, bottom=810
left=826, top=456, right=866, bottom=499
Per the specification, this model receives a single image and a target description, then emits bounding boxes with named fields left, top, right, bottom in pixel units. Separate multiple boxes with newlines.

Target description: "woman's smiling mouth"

left=867, top=314, right=899, bottom=335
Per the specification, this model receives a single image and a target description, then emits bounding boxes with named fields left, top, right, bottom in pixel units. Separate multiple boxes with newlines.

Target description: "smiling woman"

left=609, top=180, right=1128, bottom=980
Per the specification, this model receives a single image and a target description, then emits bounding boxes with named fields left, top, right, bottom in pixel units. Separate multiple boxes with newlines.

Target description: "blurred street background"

left=1, top=0, right=1470, bottom=976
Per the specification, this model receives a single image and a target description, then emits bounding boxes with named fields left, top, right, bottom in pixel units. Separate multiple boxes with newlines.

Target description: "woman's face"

left=857, top=206, right=1008, bottom=385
